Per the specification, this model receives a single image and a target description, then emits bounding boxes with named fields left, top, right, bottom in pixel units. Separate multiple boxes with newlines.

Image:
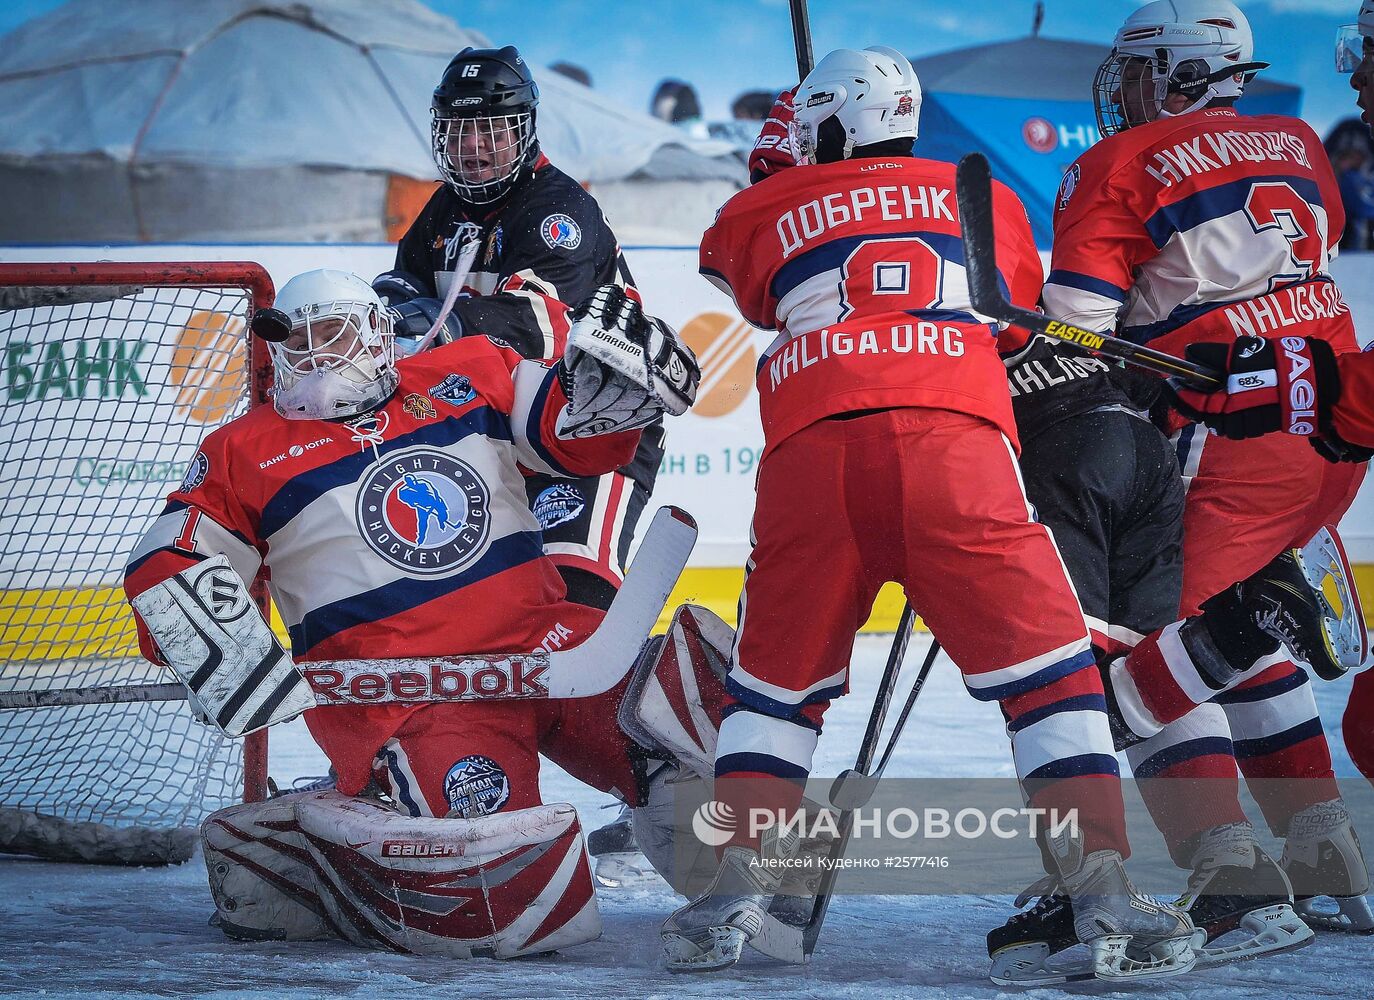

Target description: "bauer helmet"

left=1336, top=1, right=1374, bottom=72
left=1093, top=0, right=1268, bottom=136
left=432, top=45, right=539, bottom=205
left=790, top=45, right=921, bottom=164
left=254, top=269, right=397, bottom=421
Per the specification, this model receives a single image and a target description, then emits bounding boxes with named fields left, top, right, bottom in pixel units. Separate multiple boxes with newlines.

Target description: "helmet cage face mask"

left=431, top=111, right=536, bottom=204
left=269, top=298, right=397, bottom=420
left=1336, top=23, right=1374, bottom=73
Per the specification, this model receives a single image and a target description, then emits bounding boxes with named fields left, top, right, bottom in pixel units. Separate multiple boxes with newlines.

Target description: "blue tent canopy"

left=910, top=36, right=1303, bottom=246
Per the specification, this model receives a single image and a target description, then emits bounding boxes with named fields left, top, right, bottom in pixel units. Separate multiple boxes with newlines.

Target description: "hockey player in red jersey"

left=123, top=269, right=701, bottom=958
left=660, top=47, right=1197, bottom=982
left=1039, top=0, right=1371, bottom=938
left=1166, top=0, right=1374, bottom=798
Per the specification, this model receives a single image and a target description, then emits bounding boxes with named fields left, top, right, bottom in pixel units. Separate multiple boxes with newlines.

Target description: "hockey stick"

left=0, top=507, right=696, bottom=730
left=788, top=0, right=815, bottom=79
left=801, top=604, right=923, bottom=956
left=828, top=632, right=942, bottom=811
left=954, top=152, right=1222, bottom=391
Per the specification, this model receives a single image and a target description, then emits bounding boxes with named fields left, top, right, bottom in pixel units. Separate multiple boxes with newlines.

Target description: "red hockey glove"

left=748, top=89, right=798, bottom=184
left=1170, top=335, right=1368, bottom=462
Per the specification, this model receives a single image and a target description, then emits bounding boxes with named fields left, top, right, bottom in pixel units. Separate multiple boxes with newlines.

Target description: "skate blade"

left=988, top=943, right=1096, bottom=987
left=663, top=926, right=748, bottom=973
left=593, top=852, right=666, bottom=889
left=1193, top=903, right=1315, bottom=968
left=1295, top=894, right=1374, bottom=935
left=1092, top=934, right=1196, bottom=981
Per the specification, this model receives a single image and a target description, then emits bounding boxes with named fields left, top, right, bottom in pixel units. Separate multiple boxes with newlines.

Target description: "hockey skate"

left=661, top=825, right=798, bottom=973
left=588, top=800, right=666, bottom=889
left=990, top=844, right=1196, bottom=985
left=1281, top=799, right=1374, bottom=934
left=1175, top=822, right=1313, bottom=967
left=1236, top=533, right=1365, bottom=681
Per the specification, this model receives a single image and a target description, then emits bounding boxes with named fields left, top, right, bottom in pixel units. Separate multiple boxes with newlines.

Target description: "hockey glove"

left=371, top=269, right=431, bottom=306
left=555, top=285, right=700, bottom=439
left=748, top=89, right=798, bottom=184
left=389, top=297, right=464, bottom=357
left=1170, top=335, right=1368, bottom=462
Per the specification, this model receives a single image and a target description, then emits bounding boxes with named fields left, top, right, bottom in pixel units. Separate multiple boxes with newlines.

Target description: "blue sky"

left=0, top=1, right=1363, bottom=137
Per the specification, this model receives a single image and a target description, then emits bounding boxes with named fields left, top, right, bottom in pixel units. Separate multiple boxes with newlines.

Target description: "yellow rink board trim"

left=8, top=566, right=1374, bottom=661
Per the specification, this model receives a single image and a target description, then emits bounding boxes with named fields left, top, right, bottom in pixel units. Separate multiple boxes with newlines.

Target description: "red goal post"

left=0, top=261, right=276, bottom=861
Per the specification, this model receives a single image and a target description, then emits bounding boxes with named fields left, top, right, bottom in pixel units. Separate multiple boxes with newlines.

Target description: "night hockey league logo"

left=540, top=213, right=582, bottom=250
left=429, top=373, right=477, bottom=408
left=355, top=448, right=491, bottom=575
left=444, top=754, right=510, bottom=816
left=1057, top=163, right=1081, bottom=212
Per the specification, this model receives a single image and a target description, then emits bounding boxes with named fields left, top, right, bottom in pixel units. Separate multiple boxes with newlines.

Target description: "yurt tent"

left=911, top=36, right=1303, bottom=245
left=0, top=0, right=744, bottom=245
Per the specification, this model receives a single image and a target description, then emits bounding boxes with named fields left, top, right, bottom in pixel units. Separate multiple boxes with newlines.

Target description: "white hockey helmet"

left=1093, top=0, right=1268, bottom=136
left=257, top=269, right=397, bottom=421
left=789, top=45, right=921, bottom=164
left=1336, top=1, right=1374, bottom=72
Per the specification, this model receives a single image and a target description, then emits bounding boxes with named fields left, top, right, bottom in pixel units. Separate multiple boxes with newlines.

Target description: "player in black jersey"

left=374, top=45, right=668, bottom=885
left=374, top=45, right=663, bottom=615
left=991, top=334, right=1304, bottom=975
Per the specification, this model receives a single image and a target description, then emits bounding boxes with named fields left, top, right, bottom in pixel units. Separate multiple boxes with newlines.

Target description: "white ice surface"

left=1, top=634, right=1368, bottom=999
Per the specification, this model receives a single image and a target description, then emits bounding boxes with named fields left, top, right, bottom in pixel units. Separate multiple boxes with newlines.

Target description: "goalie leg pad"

left=618, top=604, right=733, bottom=780
left=203, top=790, right=601, bottom=958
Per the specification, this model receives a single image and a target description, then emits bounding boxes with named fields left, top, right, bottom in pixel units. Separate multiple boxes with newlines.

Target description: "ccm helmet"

left=790, top=45, right=921, bottom=164
left=432, top=45, right=539, bottom=204
left=1093, top=0, right=1268, bottom=135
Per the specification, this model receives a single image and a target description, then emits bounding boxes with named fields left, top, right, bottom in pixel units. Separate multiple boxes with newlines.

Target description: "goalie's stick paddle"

left=954, top=152, right=1222, bottom=391
left=788, top=0, right=814, bottom=79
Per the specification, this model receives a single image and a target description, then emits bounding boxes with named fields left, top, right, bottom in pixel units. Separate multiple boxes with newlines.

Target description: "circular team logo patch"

left=540, top=213, right=582, bottom=250
left=356, top=448, right=491, bottom=575
left=179, top=451, right=209, bottom=493
left=1057, top=162, right=1081, bottom=212
left=444, top=754, right=511, bottom=817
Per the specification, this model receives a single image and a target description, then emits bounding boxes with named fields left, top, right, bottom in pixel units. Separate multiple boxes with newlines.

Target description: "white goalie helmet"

left=789, top=45, right=922, bottom=164
left=259, top=269, right=397, bottom=421
left=1336, top=1, right=1374, bottom=72
left=1093, top=0, right=1268, bottom=136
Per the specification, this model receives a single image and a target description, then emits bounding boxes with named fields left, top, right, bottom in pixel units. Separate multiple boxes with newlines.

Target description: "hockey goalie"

left=121, top=269, right=713, bottom=959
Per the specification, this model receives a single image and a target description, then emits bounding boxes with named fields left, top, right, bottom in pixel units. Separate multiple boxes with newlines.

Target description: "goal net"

left=0, top=262, right=273, bottom=864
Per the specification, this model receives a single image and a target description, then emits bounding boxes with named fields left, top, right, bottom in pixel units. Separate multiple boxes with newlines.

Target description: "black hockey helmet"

left=431, top=45, right=540, bottom=205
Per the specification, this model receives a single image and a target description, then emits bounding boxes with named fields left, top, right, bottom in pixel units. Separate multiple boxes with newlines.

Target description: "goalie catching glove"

left=555, top=285, right=700, bottom=439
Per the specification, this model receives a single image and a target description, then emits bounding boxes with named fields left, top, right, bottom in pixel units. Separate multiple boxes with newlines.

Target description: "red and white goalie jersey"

left=699, top=158, right=1043, bottom=451
left=123, top=337, right=639, bottom=788
left=1043, top=107, right=1356, bottom=357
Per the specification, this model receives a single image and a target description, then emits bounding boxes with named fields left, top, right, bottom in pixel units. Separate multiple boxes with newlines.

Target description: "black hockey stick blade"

left=955, top=153, right=1222, bottom=391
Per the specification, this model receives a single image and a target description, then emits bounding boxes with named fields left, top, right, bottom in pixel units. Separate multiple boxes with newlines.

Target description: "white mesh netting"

left=1, top=269, right=265, bottom=844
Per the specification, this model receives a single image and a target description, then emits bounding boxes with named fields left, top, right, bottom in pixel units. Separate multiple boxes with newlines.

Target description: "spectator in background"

left=1325, top=118, right=1374, bottom=249
left=549, top=60, right=592, bottom=87
left=730, top=90, right=775, bottom=121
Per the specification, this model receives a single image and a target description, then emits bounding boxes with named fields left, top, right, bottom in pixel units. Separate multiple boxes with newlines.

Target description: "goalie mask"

left=790, top=45, right=921, bottom=164
left=257, top=269, right=397, bottom=421
left=432, top=45, right=540, bottom=205
left=1094, top=0, right=1268, bottom=136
